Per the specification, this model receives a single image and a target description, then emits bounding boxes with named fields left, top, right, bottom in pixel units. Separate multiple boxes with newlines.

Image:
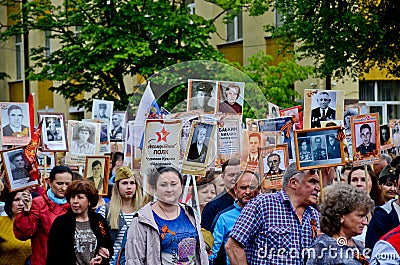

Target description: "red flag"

left=27, top=93, right=35, bottom=136
left=24, top=120, right=42, bottom=181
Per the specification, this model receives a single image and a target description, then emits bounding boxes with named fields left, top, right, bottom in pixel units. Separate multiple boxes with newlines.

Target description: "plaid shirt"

left=229, top=190, right=320, bottom=265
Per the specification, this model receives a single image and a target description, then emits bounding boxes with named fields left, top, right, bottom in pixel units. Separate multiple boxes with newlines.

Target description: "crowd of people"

left=3, top=149, right=400, bottom=265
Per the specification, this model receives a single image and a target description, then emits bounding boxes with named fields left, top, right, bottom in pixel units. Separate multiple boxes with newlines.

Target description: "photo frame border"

left=187, top=79, right=218, bottom=114
left=37, top=112, right=68, bottom=152
left=1, top=147, right=40, bottom=192
left=84, top=155, right=110, bottom=196
left=259, top=143, right=289, bottom=191
left=182, top=120, right=216, bottom=175
left=110, top=111, right=127, bottom=142
left=350, top=113, right=380, bottom=165
left=294, top=126, right=345, bottom=170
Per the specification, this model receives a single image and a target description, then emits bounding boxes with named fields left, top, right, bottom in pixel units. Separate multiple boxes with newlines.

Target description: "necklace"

left=157, top=202, right=179, bottom=220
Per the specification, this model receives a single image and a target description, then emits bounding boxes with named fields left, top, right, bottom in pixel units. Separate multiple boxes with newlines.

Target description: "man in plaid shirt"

left=226, top=163, right=321, bottom=265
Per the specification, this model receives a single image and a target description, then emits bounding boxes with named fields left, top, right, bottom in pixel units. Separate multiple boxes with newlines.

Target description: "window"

left=227, top=10, right=243, bottom=42
left=359, top=80, right=400, bottom=124
left=45, top=31, right=52, bottom=58
left=15, top=35, right=23, bottom=80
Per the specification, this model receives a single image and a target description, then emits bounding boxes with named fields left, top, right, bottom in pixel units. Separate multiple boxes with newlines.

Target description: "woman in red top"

left=13, top=166, right=73, bottom=265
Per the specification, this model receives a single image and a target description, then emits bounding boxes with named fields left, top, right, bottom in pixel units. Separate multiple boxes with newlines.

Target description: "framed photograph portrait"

left=304, top=89, right=344, bottom=129
left=268, top=102, right=280, bottom=119
left=240, top=130, right=262, bottom=172
left=294, top=126, right=345, bottom=170
left=182, top=121, right=216, bottom=175
left=390, top=119, right=400, bottom=147
left=217, top=81, right=245, bottom=115
left=280, top=106, right=303, bottom=130
left=351, top=113, right=380, bottom=165
left=84, top=156, right=110, bottom=196
left=110, top=111, right=127, bottom=141
left=246, top=118, right=259, bottom=132
left=84, top=118, right=110, bottom=155
left=38, top=112, right=68, bottom=152
left=1, top=102, right=31, bottom=146
left=257, top=116, right=296, bottom=161
left=1, top=147, right=40, bottom=191
left=65, top=120, right=100, bottom=165
left=380, top=124, right=393, bottom=150
left=259, top=144, right=289, bottom=191
left=91, top=99, right=114, bottom=125
left=187, top=79, right=217, bottom=114
left=261, top=131, right=281, bottom=147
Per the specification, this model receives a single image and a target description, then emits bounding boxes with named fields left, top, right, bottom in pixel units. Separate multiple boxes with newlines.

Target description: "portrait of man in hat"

left=94, top=103, right=109, bottom=119
left=70, top=123, right=96, bottom=155
left=189, top=81, right=215, bottom=113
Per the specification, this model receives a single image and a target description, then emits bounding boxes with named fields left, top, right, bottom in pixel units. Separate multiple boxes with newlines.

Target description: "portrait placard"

left=268, top=102, right=280, bottom=119
left=351, top=113, right=380, bottom=166
left=1, top=102, right=31, bottom=146
left=217, top=116, right=241, bottom=167
left=37, top=151, right=56, bottom=179
left=65, top=120, right=100, bottom=165
left=140, top=119, right=182, bottom=177
left=125, top=121, right=143, bottom=170
left=294, top=126, right=345, bottom=170
left=279, top=106, right=303, bottom=130
left=1, top=147, right=40, bottom=191
left=380, top=124, right=393, bottom=151
left=92, top=99, right=114, bottom=125
left=182, top=121, right=216, bottom=175
left=390, top=119, right=400, bottom=147
left=259, top=144, right=288, bottom=191
left=217, top=81, right=245, bottom=115
left=83, top=118, right=110, bottom=155
left=246, top=118, right=259, bottom=131
left=240, top=130, right=262, bottom=172
left=304, top=89, right=345, bottom=129
left=261, top=131, right=281, bottom=147
left=110, top=111, right=127, bottom=141
left=257, top=116, right=296, bottom=162
left=84, top=156, right=110, bottom=196
left=187, top=79, right=217, bottom=114
left=38, top=113, right=68, bottom=152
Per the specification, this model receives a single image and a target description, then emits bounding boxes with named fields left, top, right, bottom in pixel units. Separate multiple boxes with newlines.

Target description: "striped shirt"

left=229, top=190, right=320, bottom=265
left=98, top=205, right=135, bottom=264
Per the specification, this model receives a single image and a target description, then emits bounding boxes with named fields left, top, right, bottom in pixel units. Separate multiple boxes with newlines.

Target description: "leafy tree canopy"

left=0, top=0, right=225, bottom=110
left=214, top=0, right=399, bottom=81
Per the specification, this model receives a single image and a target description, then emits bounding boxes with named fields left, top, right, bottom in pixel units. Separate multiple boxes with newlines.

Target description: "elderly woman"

left=306, top=183, right=374, bottom=264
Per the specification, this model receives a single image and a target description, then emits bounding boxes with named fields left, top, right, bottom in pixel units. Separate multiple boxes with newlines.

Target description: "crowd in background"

left=1, top=150, right=400, bottom=264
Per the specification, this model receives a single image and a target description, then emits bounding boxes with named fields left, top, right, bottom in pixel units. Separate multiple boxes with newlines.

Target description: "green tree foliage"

left=241, top=52, right=314, bottom=115
left=0, top=0, right=224, bottom=110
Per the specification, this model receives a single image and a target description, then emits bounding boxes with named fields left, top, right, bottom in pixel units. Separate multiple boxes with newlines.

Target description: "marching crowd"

left=2, top=151, right=400, bottom=265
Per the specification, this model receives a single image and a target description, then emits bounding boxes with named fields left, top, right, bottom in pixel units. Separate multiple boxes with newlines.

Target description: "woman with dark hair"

left=0, top=190, right=31, bottom=265
left=126, top=167, right=208, bottom=264
left=306, top=183, right=374, bottom=264
left=47, top=180, right=113, bottom=265
left=14, top=165, right=73, bottom=265
left=348, top=165, right=383, bottom=207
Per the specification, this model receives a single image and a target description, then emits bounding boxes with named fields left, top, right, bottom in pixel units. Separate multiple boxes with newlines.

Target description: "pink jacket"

left=13, top=193, right=70, bottom=265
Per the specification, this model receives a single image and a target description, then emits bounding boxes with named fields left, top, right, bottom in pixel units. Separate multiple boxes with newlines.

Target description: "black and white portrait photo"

left=110, top=111, right=126, bottom=141
left=92, top=99, right=114, bottom=123
left=70, top=123, right=97, bottom=155
left=1, top=103, right=31, bottom=145
left=187, top=79, right=217, bottom=113
left=311, top=91, right=336, bottom=128
left=186, top=122, right=213, bottom=164
left=38, top=113, right=68, bottom=152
